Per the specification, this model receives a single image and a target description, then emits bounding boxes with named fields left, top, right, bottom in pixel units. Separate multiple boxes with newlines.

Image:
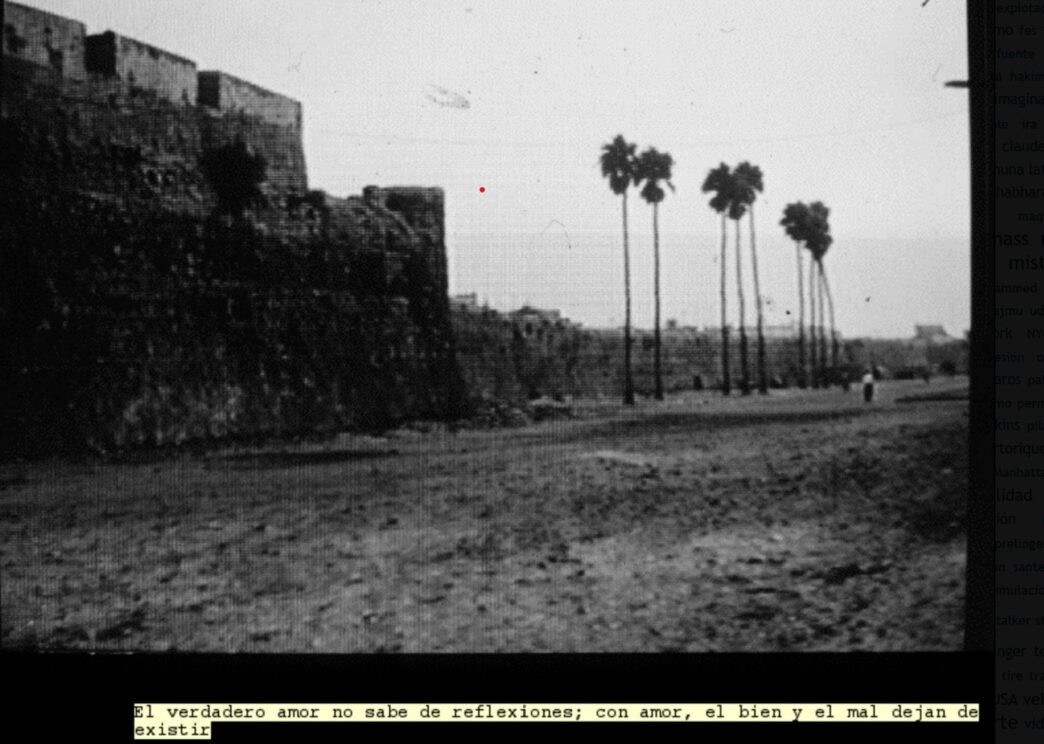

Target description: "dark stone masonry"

left=1, top=2, right=466, bottom=456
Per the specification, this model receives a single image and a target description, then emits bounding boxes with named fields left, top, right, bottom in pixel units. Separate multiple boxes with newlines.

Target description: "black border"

left=965, top=0, right=995, bottom=661
left=10, top=652, right=994, bottom=741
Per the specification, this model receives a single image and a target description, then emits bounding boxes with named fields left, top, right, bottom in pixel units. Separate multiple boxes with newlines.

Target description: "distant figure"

left=862, top=369, right=875, bottom=403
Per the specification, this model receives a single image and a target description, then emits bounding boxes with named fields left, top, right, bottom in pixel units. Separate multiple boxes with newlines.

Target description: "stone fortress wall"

left=3, top=1, right=87, bottom=78
left=3, top=1, right=309, bottom=201
left=85, top=31, right=199, bottom=106
left=4, top=2, right=301, bottom=120
left=198, top=70, right=303, bottom=131
left=1, top=3, right=466, bottom=456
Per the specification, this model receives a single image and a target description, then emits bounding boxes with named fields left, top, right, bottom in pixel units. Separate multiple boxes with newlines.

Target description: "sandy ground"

left=0, top=377, right=968, bottom=652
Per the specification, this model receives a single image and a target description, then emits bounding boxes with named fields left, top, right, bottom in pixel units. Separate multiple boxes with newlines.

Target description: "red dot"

left=479, top=186, right=486, bottom=193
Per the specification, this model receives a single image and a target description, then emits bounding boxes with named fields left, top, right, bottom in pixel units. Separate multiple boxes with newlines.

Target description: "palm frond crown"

left=806, top=201, right=832, bottom=259
left=600, top=134, right=638, bottom=196
left=781, top=201, right=812, bottom=243
left=635, top=148, right=675, bottom=205
left=733, top=161, right=764, bottom=207
left=808, top=201, right=831, bottom=235
left=701, top=162, right=733, bottom=213
left=808, top=231, right=833, bottom=263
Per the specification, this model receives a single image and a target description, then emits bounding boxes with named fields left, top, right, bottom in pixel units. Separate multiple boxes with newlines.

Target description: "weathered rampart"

left=1, top=3, right=466, bottom=456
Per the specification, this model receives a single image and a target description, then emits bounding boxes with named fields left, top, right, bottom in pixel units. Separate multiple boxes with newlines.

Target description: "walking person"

left=861, top=368, right=875, bottom=403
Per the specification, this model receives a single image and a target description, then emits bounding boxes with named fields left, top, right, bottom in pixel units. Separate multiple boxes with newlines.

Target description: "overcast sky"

left=28, top=0, right=971, bottom=337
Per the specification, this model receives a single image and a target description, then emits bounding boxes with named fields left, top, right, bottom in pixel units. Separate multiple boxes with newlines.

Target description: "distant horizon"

left=451, top=309, right=967, bottom=343
left=448, top=229, right=971, bottom=340
left=450, top=295, right=964, bottom=343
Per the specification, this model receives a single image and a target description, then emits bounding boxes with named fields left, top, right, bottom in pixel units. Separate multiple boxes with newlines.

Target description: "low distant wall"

left=452, top=308, right=872, bottom=402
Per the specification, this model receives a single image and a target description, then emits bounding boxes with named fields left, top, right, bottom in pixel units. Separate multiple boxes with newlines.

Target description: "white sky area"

left=28, top=0, right=971, bottom=338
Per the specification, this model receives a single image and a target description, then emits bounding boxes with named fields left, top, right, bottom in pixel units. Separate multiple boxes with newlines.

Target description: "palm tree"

left=807, top=202, right=832, bottom=386
left=817, top=247, right=828, bottom=383
left=727, top=191, right=751, bottom=395
left=780, top=202, right=811, bottom=388
left=806, top=240, right=819, bottom=388
left=600, top=135, right=639, bottom=405
left=635, top=147, right=675, bottom=401
left=701, top=164, right=733, bottom=395
left=819, top=243, right=842, bottom=386
left=806, top=202, right=841, bottom=387
left=734, top=162, right=766, bottom=394
left=810, top=238, right=831, bottom=384
left=819, top=246, right=838, bottom=384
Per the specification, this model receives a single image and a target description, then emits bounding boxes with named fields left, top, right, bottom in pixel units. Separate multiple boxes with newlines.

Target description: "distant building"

left=913, top=325, right=956, bottom=345
left=509, top=305, right=575, bottom=336
left=897, top=325, right=959, bottom=374
left=511, top=305, right=561, bottom=324
left=450, top=293, right=480, bottom=312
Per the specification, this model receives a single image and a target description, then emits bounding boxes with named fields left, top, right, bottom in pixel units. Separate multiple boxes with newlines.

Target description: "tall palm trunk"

left=795, top=240, right=806, bottom=388
left=719, top=213, right=730, bottom=395
left=622, top=192, right=635, bottom=405
left=749, top=205, right=767, bottom=394
left=653, top=203, right=664, bottom=401
left=735, top=218, right=750, bottom=395
left=817, top=261, right=828, bottom=385
left=808, top=257, right=818, bottom=388
left=820, top=264, right=841, bottom=388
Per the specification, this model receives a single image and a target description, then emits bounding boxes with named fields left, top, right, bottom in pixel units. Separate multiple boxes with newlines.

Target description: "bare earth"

left=0, top=378, right=968, bottom=652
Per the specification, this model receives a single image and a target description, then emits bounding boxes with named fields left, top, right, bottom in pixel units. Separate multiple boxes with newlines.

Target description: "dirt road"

left=0, top=378, right=968, bottom=651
